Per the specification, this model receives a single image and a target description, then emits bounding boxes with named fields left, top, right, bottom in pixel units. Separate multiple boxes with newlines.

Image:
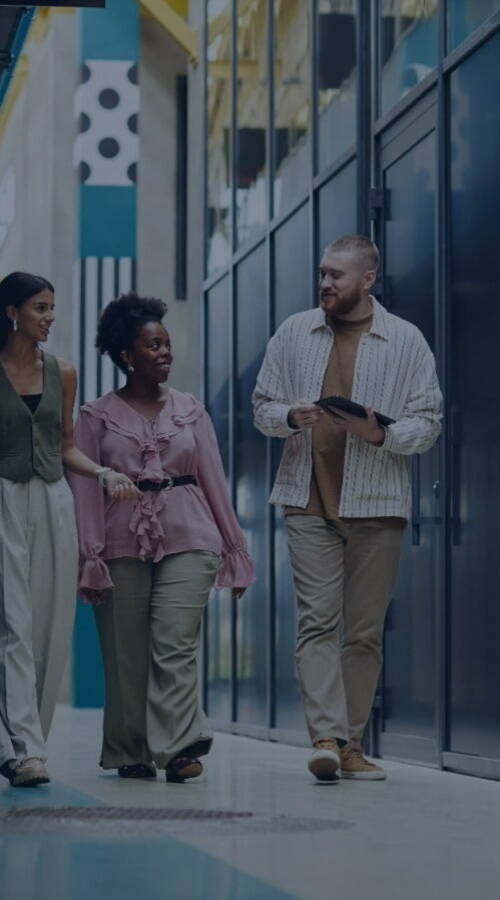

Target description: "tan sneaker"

left=340, top=742, right=386, bottom=780
left=9, top=758, right=50, bottom=788
left=308, top=739, right=340, bottom=782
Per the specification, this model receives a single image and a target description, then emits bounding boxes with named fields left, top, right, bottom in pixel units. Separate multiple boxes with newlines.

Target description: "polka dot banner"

left=74, top=60, right=139, bottom=187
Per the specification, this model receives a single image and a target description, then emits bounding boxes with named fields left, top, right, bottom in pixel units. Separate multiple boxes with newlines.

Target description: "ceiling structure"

left=0, top=5, right=34, bottom=108
left=0, top=0, right=196, bottom=114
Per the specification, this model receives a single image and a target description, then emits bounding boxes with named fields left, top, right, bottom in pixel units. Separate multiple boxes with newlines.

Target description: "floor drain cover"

left=0, top=808, right=353, bottom=836
left=1, top=807, right=253, bottom=821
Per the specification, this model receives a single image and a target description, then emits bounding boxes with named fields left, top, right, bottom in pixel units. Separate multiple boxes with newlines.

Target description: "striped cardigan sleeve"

left=380, top=337, right=442, bottom=456
left=252, top=330, right=298, bottom=439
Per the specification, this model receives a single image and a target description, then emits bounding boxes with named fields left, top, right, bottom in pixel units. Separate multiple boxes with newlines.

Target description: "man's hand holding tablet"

left=314, top=395, right=395, bottom=445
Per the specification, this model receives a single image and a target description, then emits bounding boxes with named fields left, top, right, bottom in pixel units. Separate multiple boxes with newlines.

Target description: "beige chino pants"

left=286, top=515, right=403, bottom=745
left=94, top=550, right=219, bottom=769
left=0, top=476, right=77, bottom=768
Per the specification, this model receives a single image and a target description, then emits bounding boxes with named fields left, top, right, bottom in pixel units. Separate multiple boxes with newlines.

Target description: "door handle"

left=411, top=455, right=421, bottom=546
left=450, top=408, right=462, bottom=546
left=411, top=462, right=442, bottom=544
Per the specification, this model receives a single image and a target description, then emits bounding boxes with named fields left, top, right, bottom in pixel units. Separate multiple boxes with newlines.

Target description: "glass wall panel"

left=318, top=160, right=357, bottom=256
left=273, top=206, right=310, bottom=732
left=448, top=0, right=500, bottom=50
left=381, top=131, right=437, bottom=743
left=274, top=0, right=311, bottom=216
left=449, top=30, right=500, bottom=759
left=207, top=0, right=232, bottom=275
left=317, top=2, right=357, bottom=173
left=379, top=0, right=438, bottom=116
left=273, top=512, right=304, bottom=732
left=236, top=0, right=268, bottom=247
left=273, top=201, right=310, bottom=327
left=206, top=278, right=230, bottom=473
left=235, top=243, right=269, bottom=725
left=205, top=277, right=232, bottom=720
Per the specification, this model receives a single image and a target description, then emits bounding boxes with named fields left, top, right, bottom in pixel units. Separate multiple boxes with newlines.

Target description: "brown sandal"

left=165, top=756, right=203, bottom=783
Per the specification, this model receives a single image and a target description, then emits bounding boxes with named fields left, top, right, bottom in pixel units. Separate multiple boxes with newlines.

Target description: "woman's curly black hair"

left=96, top=292, right=168, bottom=373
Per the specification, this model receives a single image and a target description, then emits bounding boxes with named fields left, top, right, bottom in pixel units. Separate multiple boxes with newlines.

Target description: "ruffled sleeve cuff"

left=215, top=548, right=256, bottom=590
left=79, top=557, right=114, bottom=592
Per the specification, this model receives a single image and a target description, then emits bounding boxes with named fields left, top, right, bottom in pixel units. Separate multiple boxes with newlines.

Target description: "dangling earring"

left=127, top=364, right=134, bottom=374
left=12, top=319, right=18, bottom=332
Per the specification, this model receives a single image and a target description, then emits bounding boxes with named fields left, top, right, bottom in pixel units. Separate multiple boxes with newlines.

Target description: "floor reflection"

left=0, top=831, right=294, bottom=900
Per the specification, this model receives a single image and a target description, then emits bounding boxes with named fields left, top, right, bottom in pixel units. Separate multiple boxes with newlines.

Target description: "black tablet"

left=315, top=395, right=395, bottom=428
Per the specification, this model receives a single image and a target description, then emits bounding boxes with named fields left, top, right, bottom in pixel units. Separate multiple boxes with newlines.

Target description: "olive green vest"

left=0, top=352, right=63, bottom=483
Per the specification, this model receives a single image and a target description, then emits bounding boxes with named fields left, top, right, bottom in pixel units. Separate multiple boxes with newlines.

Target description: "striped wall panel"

left=74, top=255, right=136, bottom=405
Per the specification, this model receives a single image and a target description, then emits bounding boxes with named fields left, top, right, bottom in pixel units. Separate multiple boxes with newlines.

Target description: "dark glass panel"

left=317, top=1, right=357, bottom=172
left=380, top=129, right=438, bottom=746
left=449, top=31, right=500, bottom=758
left=273, top=0, right=311, bottom=216
left=236, top=0, right=268, bottom=246
left=235, top=243, right=269, bottom=725
left=274, top=202, right=310, bottom=328
left=207, top=0, right=232, bottom=274
left=448, top=0, right=500, bottom=50
left=318, top=161, right=357, bottom=257
left=380, top=1, right=438, bottom=116
left=205, top=277, right=232, bottom=720
left=272, top=206, right=311, bottom=732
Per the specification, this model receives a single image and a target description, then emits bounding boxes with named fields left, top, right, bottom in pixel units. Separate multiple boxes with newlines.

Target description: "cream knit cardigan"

left=252, top=298, right=443, bottom=519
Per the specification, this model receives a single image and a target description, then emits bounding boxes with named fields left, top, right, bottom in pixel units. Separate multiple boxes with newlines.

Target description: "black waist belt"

left=137, top=475, right=198, bottom=492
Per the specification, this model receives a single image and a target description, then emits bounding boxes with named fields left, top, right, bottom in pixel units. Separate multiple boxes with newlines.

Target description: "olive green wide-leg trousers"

left=0, top=476, right=77, bottom=769
left=94, top=550, right=219, bottom=770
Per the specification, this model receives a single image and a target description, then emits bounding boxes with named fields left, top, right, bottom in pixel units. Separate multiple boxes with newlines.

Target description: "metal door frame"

left=373, top=22, right=500, bottom=781
left=374, top=91, right=444, bottom=768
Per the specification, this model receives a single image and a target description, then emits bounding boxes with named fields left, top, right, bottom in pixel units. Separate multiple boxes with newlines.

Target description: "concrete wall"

left=137, top=11, right=203, bottom=397
left=0, top=12, right=77, bottom=705
left=0, top=11, right=77, bottom=361
left=139, top=1, right=205, bottom=398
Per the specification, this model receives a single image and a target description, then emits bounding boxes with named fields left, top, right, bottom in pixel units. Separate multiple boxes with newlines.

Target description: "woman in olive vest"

left=0, top=272, right=140, bottom=788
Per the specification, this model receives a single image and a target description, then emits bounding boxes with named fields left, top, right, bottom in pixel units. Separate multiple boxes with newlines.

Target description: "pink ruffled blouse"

left=68, top=389, right=255, bottom=592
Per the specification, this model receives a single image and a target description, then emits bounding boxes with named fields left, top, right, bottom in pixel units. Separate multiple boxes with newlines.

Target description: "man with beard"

left=252, top=234, right=442, bottom=782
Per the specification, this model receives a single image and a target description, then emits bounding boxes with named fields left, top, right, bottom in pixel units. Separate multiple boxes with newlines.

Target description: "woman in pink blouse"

left=69, top=294, right=254, bottom=783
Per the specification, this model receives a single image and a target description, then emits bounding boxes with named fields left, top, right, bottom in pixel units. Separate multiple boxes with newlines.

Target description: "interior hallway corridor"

left=1, top=706, right=499, bottom=900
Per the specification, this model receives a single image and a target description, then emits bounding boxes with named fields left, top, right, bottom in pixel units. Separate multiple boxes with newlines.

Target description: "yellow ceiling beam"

left=139, top=0, right=197, bottom=64
left=208, top=0, right=250, bottom=42
left=166, top=0, right=188, bottom=15
left=209, top=59, right=258, bottom=79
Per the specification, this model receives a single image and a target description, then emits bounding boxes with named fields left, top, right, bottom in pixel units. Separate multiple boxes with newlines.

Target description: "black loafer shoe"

left=118, top=763, right=157, bottom=779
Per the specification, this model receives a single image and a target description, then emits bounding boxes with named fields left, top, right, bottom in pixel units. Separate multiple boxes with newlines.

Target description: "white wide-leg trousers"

left=0, top=476, right=77, bottom=768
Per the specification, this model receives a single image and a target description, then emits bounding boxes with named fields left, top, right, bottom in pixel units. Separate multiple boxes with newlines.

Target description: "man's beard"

left=321, top=286, right=363, bottom=319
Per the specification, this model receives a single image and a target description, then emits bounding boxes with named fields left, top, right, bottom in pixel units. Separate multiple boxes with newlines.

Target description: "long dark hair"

left=0, top=272, right=54, bottom=349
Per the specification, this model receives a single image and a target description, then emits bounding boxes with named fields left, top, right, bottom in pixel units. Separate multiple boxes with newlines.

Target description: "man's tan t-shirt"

left=285, top=313, right=405, bottom=528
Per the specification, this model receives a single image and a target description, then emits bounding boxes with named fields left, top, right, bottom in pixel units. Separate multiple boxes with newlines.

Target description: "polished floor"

left=1, top=706, right=500, bottom=900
